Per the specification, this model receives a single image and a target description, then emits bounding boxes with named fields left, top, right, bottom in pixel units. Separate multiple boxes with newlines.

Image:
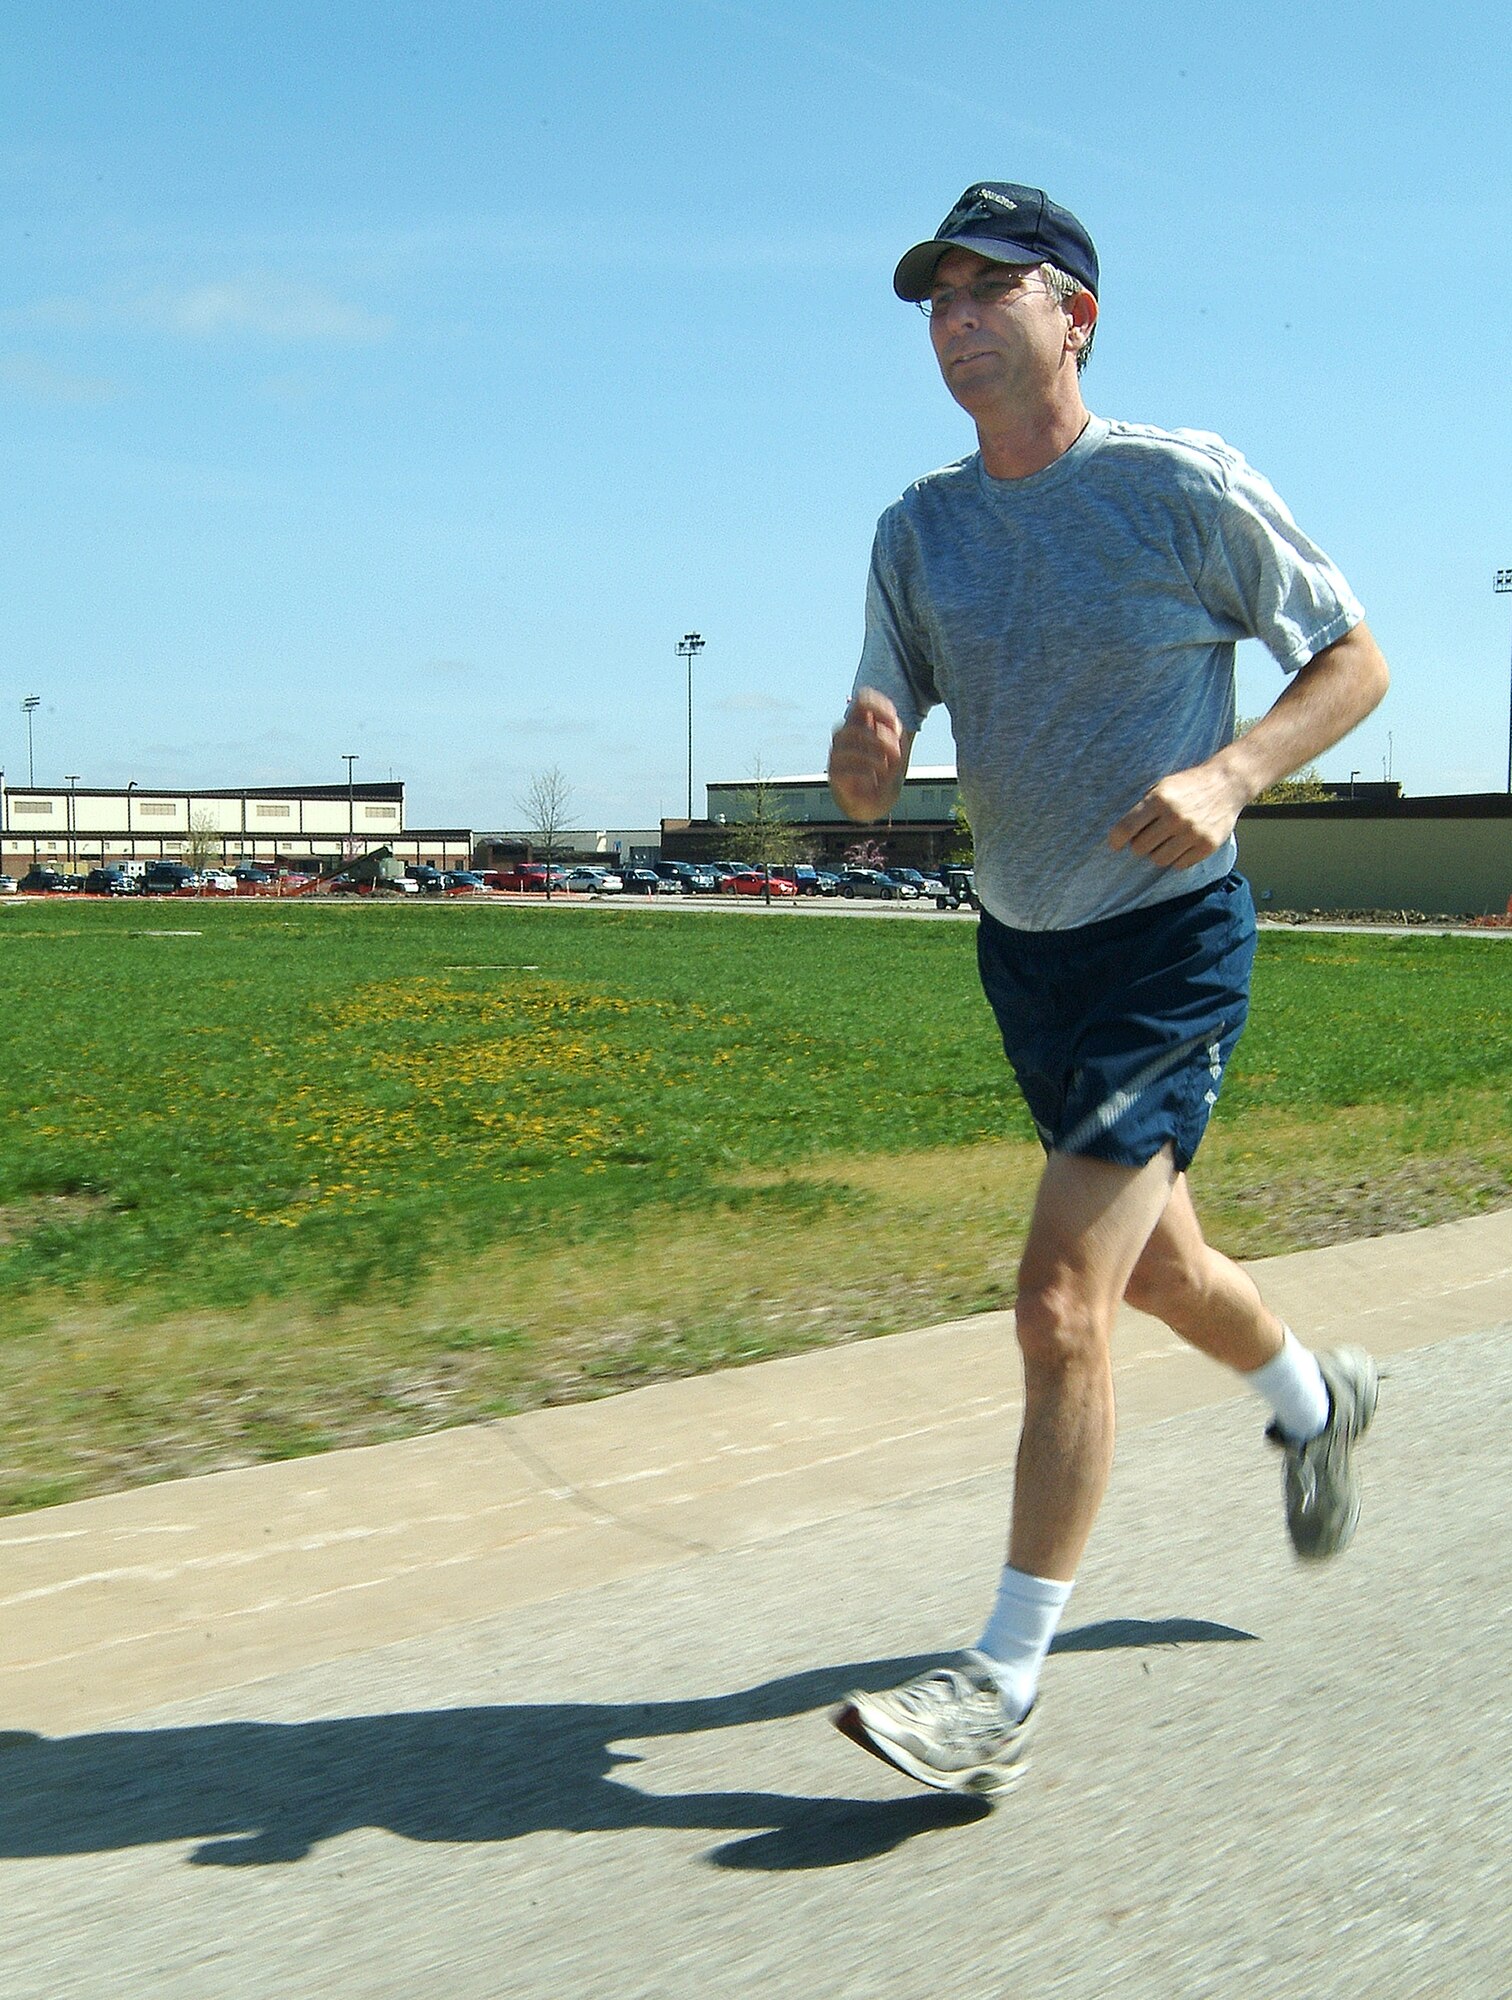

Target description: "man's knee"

left=1014, top=1272, right=1109, bottom=1376
left=1124, top=1239, right=1206, bottom=1322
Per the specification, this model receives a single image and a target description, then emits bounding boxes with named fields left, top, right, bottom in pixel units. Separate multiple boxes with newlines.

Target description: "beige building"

left=668, top=767, right=962, bottom=868
left=1237, top=794, right=1512, bottom=917
left=0, top=780, right=473, bottom=874
left=684, top=769, right=1512, bottom=914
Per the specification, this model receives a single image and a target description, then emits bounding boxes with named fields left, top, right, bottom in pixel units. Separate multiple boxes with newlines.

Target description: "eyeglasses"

left=917, top=269, right=1042, bottom=320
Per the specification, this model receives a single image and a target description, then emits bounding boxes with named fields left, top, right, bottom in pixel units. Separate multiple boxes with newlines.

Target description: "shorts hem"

left=1049, top=1132, right=1194, bottom=1174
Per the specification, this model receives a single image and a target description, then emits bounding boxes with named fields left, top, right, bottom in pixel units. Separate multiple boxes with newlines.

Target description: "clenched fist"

left=829, top=687, right=910, bottom=823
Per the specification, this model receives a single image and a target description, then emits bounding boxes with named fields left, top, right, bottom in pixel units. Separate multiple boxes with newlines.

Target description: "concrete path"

left=2, top=1212, right=1510, bottom=1996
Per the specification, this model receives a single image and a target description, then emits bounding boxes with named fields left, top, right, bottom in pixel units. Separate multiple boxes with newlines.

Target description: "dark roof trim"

left=1243, top=792, right=1512, bottom=820
left=0, top=782, right=406, bottom=803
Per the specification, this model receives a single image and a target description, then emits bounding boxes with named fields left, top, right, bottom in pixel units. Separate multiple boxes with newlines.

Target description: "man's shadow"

left=0, top=1618, right=1253, bottom=1874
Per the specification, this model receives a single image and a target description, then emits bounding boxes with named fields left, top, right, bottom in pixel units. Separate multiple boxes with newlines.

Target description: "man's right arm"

left=828, top=686, right=915, bottom=822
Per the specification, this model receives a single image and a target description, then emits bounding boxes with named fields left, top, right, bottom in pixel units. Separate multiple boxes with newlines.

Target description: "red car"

left=729, top=869, right=797, bottom=898
left=484, top=864, right=547, bottom=892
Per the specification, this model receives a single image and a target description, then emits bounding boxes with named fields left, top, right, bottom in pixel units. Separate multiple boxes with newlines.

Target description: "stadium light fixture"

left=676, top=632, right=706, bottom=821
left=1497, top=570, right=1512, bottom=793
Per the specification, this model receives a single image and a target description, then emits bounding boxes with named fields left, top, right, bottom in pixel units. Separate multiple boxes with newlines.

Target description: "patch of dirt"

left=1218, top=1155, right=1512, bottom=1249
left=0, top=1193, right=114, bottom=1248
left=1261, top=908, right=1499, bottom=929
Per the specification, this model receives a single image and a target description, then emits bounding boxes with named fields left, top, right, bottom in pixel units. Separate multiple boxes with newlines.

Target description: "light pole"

left=65, top=774, right=80, bottom=876
left=21, top=695, right=39, bottom=787
left=676, top=632, right=705, bottom=821
left=1496, top=569, right=1512, bottom=793
left=342, top=753, right=358, bottom=846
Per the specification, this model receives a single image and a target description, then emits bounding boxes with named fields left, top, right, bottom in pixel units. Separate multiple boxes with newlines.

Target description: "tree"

left=843, top=835, right=887, bottom=872
left=719, top=759, right=799, bottom=905
left=518, top=766, right=575, bottom=900
left=945, top=798, right=974, bottom=864
left=1235, top=717, right=1330, bottom=804
left=185, top=807, right=221, bottom=874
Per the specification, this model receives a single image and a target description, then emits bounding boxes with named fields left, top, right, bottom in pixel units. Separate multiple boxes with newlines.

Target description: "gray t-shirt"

left=854, top=415, right=1363, bottom=930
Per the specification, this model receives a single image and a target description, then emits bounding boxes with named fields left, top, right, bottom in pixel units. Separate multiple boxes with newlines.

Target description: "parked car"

left=0, top=874, right=16, bottom=895
left=201, top=870, right=239, bottom=894
left=729, top=869, right=798, bottom=899
left=814, top=870, right=841, bottom=895
left=139, top=862, right=202, bottom=895
left=620, top=867, right=670, bottom=895
left=767, top=864, right=823, bottom=895
left=405, top=864, right=448, bottom=893
left=885, top=868, right=933, bottom=899
left=20, top=866, right=73, bottom=894
left=443, top=870, right=490, bottom=894
left=484, top=863, right=543, bottom=892
left=837, top=868, right=903, bottom=900
left=650, top=861, right=695, bottom=893
left=83, top=866, right=134, bottom=896
left=681, top=864, right=721, bottom=893
left=561, top=866, right=623, bottom=895
left=935, top=867, right=979, bottom=910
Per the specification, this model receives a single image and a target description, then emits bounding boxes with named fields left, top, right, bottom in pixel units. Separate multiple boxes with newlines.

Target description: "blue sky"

left=5, top=0, right=1510, bottom=828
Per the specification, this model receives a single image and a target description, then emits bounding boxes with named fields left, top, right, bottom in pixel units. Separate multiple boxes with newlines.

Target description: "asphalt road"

left=2, top=1318, right=1507, bottom=2000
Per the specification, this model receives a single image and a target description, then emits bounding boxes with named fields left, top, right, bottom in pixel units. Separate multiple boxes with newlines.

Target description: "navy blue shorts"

left=975, top=872, right=1257, bottom=1173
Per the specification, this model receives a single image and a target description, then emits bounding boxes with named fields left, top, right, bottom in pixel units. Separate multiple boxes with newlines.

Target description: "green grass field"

left=3, top=898, right=1510, bottom=1511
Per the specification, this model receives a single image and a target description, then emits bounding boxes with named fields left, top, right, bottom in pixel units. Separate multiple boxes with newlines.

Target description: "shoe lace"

left=890, top=1669, right=996, bottom=1723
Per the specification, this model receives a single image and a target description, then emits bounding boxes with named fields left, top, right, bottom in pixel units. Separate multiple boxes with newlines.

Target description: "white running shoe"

left=832, top=1658, right=1032, bottom=1798
left=1269, top=1345, right=1379, bottom=1560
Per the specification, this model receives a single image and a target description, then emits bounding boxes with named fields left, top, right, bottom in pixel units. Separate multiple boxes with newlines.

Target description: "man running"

left=827, top=183, right=1390, bottom=1798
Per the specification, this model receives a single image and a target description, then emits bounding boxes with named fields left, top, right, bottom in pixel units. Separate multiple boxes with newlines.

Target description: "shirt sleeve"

left=1195, top=452, right=1364, bottom=674
left=852, top=519, right=939, bottom=732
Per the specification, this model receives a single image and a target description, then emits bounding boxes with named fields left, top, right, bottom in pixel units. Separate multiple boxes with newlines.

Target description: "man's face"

left=925, top=247, right=1075, bottom=416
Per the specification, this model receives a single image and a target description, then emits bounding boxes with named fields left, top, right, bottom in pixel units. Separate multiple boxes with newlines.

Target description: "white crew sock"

left=972, top=1566, right=1074, bottom=1721
left=1246, top=1325, right=1330, bottom=1443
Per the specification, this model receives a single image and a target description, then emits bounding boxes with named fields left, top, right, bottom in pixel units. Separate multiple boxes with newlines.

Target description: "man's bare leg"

left=1007, top=1146, right=1179, bottom=1580
left=832, top=1144, right=1181, bottom=1788
left=1122, top=1170, right=1379, bottom=1561
left=1123, top=1174, right=1283, bottom=1372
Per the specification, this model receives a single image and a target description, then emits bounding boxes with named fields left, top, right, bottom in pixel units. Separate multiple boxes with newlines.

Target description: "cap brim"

left=893, top=233, right=1042, bottom=301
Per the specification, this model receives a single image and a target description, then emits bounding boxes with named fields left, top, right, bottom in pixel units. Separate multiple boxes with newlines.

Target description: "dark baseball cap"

left=893, top=183, right=1099, bottom=302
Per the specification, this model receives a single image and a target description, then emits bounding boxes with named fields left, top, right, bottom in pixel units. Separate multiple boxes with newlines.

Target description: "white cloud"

left=8, top=275, right=391, bottom=344
left=0, top=351, right=117, bottom=402
left=135, top=275, right=391, bottom=342
left=716, top=690, right=804, bottom=716
left=416, top=658, right=479, bottom=682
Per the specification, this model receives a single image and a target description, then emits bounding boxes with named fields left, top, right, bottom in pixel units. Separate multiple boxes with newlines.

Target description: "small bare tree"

left=185, top=807, right=222, bottom=875
left=518, top=766, right=575, bottom=900
left=719, top=759, right=799, bottom=905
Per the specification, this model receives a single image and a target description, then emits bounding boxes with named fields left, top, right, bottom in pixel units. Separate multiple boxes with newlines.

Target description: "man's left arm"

left=1109, top=621, right=1390, bottom=871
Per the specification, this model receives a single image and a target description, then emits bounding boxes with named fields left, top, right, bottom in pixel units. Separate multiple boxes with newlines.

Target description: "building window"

left=137, top=801, right=178, bottom=818
left=255, top=803, right=292, bottom=819
left=364, top=805, right=398, bottom=821
left=11, top=799, right=53, bottom=815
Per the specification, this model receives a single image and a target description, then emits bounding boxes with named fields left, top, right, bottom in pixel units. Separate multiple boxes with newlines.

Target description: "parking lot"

left=0, top=859, right=979, bottom=910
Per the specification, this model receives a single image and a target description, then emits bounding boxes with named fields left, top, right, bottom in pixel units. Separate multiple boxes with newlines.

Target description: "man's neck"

left=974, top=389, right=1092, bottom=481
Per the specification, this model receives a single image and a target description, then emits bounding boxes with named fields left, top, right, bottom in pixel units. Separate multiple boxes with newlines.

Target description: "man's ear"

left=1066, top=287, right=1097, bottom=357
